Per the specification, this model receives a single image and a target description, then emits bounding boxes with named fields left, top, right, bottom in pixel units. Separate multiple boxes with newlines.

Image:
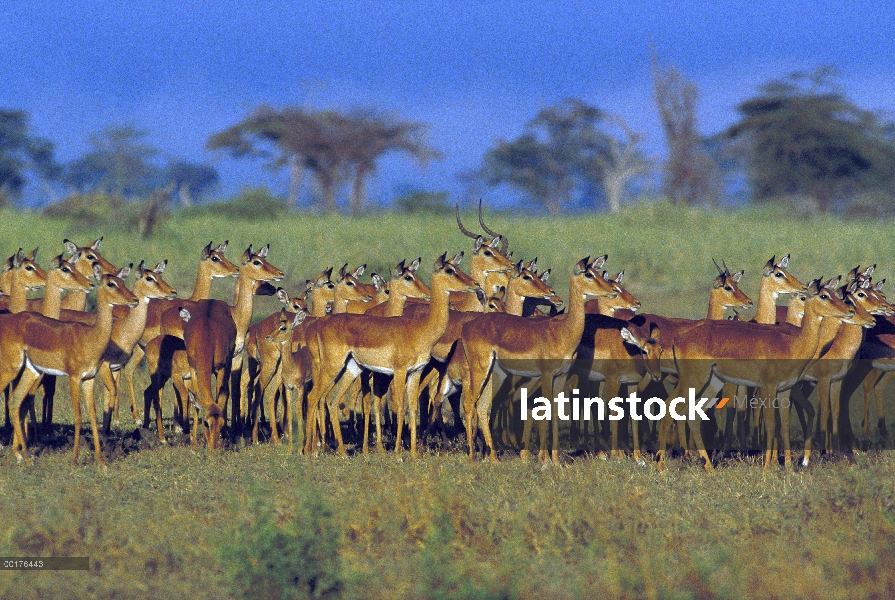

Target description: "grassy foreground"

left=2, top=203, right=895, bottom=598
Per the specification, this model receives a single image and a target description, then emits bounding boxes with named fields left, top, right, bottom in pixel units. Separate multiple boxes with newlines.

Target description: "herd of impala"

left=2, top=205, right=895, bottom=472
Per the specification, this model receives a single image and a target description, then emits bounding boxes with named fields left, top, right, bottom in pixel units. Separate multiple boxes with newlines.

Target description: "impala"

left=460, top=256, right=618, bottom=463
left=122, top=241, right=239, bottom=422
left=305, top=252, right=481, bottom=457
left=59, top=238, right=120, bottom=311
left=661, top=278, right=864, bottom=471
left=0, top=264, right=138, bottom=466
left=264, top=308, right=312, bottom=449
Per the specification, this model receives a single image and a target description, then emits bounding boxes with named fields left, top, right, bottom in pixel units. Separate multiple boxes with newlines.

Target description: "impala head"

left=621, top=324, right=662, bottom=381
left=867, top=279, right=895, bottom=315
left=241, top=244, right=284, bottom=284
left=762, top=254, right=806, bottom=297
left=456, top=202, right=514, bottom=293
left=485, top=295, right=507, bottom=312
left=189, top=391, right=225, bottom=450
left=134, top=260, right=177, bottom=300
left=265, top=307, right=308, bottom=344
left=433, top=251, right=481, bottom=295
left=336, top=264, right=376, bottom=305
left=572, top=255, right=617, bottom=300
left=93, top=263, right=139, bottom=308
left=537, top=269, right=565, bottom=309
left=803, top=277, right=855, bottom=325
left=711, top=259, right=753, bottom=309
left=275, top=287, right=309, bottom=314
left=509, top=258, right=557, bottom=303
left=306, top=268, right=336, bottom=315
left=4, top=247, right=48, bottom=292
left=390, top=258, right=431, bottom=301
left=370, top=273, right=391, bottom=304
left=64, top=237, right=119, bottom=279
left=846, top=279, right=892, bottom=320
left=47, top=252, right=94, bottom=294
left=200, top=240, right=240, bottom=278
left=600, top=270, right=641, bottom=313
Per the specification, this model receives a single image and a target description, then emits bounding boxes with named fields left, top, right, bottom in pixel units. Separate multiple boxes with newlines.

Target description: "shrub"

left=183, top=186, right=291, bottom=221
left=217, top=483, right=343, bottom=599
left=394, top=190, right=452, bottom=214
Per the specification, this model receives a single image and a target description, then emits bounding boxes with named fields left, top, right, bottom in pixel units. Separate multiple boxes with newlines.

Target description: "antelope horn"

left=477, top=199, right=508, bottom=255
left=712, top=258, right=724, bottom=276
left=455, top=203, right=480, bottom=240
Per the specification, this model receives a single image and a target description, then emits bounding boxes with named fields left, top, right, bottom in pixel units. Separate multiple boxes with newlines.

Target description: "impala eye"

left=820, top=294, right=829, bottom=300
left=445, top=267, right=455, bottom=275
left=585, top=272, right=593, bottom=279
left=724, top=286, right=733, bottom=291
left=62, top=267, right=70, bottom=273
left=107, top=282, right=115, bottom=288
left=346, top=281, right=354, bottom=286
left=523, top=275, right=532, bottom=281
left=858, top=292, right=866, bottom=298
left=212, top=256, right=220, bottom=262
left=252, top=260, right=261, bottom=266
left=775, top=272, right=783, bottom=277
left=484, top=250, right=493, bottom=257
left=404, top=276, right=413, bottom=282
left=25, top=266, right=34, bottom=271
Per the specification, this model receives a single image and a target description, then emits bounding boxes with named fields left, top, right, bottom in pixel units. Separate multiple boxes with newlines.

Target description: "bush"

left=394, top=190, right=452, bottom=214
left=182, top=186, right=291, bottom=221
left=43, top=191, right=169, bottom=236
left=217, top=483, right=343, bottom=599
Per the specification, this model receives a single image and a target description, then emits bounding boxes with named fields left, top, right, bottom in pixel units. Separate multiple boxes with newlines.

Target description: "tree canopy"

left=208, top=105, right=437, bottom=213
left=724, top=68, right=895, bottom=211
left=0, top=110, right=60, bottom=205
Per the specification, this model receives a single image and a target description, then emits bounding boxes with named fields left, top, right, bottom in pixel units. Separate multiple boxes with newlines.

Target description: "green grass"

left=2, top=201, right=895, bottom=598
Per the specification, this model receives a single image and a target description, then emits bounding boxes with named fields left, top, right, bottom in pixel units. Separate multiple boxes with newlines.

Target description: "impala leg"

left=759, top=388, right=777, bottom=470
left=80, top=377, right=105, bottom=467
left=475, top=375, right=499, bottom=463
left=877, top=371, right=894, bottom=442
left=99, top=363, right=118, bottom=433
left=777, top=389, right=793, bottom=472
left=284, top=386, right=296, bottom=449
left=405, top=370, right=424, bottom=457
left=40, top=376, right=57, bottom=434
left=10, top=368, right=41, bottom=461
left=830, top=378, right=844, bottom=455
left=124, top=345, right=145, bottom=423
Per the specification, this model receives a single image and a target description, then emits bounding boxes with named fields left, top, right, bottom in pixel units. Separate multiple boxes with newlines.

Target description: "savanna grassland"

left=2, top=202, right=895, bottom=599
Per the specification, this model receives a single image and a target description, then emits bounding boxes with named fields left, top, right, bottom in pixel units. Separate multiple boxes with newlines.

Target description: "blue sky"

left=3, top=1, right=894, bottom=207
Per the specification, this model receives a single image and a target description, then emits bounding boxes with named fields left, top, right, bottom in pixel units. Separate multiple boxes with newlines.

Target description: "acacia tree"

left=65, top=124, right=159, bottom=200
left=651, top=54, right=721, bottom=206
left=209, top=105, right=436, bottom=213
left=340, top=111, right=438, bottom=215
left=0, top=110, right=59, bottom=206
left=481, top=99, right=610, bottom=215
left=724, top=67, right=895, bottom=211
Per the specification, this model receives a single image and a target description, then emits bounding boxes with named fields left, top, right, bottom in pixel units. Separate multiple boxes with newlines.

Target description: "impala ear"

left=257, top=244, right=269, bottom=258
left=67, top=252, right=81, bottom=266
left=352, top=264, right=366, bottom=279
left=540, top=269, right=550, bottom=283
left=778, top=254, right=790, bottom=269
left=371, top=273, right=386, bottom=291
left=90, top=237, right=103, bottom=250
left=614, top=270, right=624, bottom=284
left=875, top=279, right=886, bottom=292
left=763, top=257, right=775, bottom=277
left=26, top=247, right=38, bottom=261
left=13, top=248, right=25, bottom=269
left=620, top=328, right=644, bottom=350
left=473, top=236, right=485, bottom=252
left=590, top=254, right=607, bottom=270
left=64, top=239, right=79, bottom=255
left=435, top=252, right=448, bottom=269
left=528, top=258, right=537, bottom=272
left=393, top=260, right=406, bottom=279
left=50, top=253, right=64, bottom=269
left=574, top=257, right=589, bottom=275
left=179, top=308, right=191, bottom=322
left=450, top=251, right=464, bottom=266
left=848, top=281, right=858, bottom=294
left=215, top=240, right=229, bottom=253
left=514, top=260, right=523, bottom=275
left=154, top=260, right=167, bottom=274
left=321, top=267, right=333, bottom=282
left=409, top=258, right=421, bottom=272
left=202, top=241, right=213, bottom=259
left=731, top=270, right=744, bottom=284
left=276, top=287, right=289, bottom=303
left=117, top=263, right=132, bottom=280
left=488, top=236, right=501, bottom=249
left=807, top=278, right=822, bottom=296
left=292, top=310, right=307, bottom=327
left=92, top=263, right=103, bottom=282
left=242, top=245, right=253, bottom=263
left=188, top=391, right=202, bottom=414
left=823, top=275, right=841, bottom=290
left=137, top=260, right=146, bottom=276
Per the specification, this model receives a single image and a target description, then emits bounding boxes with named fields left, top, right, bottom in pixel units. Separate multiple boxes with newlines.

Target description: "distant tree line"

left=1, top=65, right=894, bottom=218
